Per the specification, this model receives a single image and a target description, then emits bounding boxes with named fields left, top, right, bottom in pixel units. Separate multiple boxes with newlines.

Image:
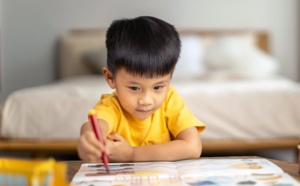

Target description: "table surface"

left=64, top=156, right=300, bottom=183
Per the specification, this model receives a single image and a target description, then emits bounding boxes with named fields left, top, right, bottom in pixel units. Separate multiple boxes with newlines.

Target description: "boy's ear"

left=102, top=67, right=116, bottom=89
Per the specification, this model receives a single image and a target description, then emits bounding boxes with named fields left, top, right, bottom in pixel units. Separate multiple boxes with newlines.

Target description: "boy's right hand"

left=77, top=130, right=109, bottom=163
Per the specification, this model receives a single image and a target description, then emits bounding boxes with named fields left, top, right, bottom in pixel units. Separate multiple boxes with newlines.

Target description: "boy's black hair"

left=105, top=16, right=181, bottom=78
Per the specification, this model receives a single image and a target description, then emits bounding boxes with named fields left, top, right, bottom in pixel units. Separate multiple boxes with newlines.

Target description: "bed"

left=1, top=29, right=300, bottom=159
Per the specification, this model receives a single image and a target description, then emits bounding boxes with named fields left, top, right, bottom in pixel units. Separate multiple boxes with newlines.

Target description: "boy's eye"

left=129, top=87, right=140, bottom=91
left=154, top=86, right=163, bottom=90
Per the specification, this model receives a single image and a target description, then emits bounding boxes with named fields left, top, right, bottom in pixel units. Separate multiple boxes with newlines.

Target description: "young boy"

left=77, top=16, right=205, bottom=163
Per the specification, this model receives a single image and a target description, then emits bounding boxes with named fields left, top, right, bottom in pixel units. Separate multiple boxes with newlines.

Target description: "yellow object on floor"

left=0, top=158, right=70, bottom=186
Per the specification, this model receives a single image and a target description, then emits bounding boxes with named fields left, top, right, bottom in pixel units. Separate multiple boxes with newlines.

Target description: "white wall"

left=0, top=1, right=1, bottom=26
left=0, top=0, right=2, bottom=93
left=0, top=0, right=299, bottom=102
left=0, top=0, right=3, bottom=94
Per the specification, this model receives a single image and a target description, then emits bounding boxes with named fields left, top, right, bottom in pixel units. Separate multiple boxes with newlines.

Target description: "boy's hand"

left=106, top=133, right=133, bottom=162
left=77, top=130, right=109, bottom=163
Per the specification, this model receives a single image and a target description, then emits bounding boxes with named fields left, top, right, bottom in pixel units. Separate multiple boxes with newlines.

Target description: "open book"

left=71, top=158, right=300, bottom=186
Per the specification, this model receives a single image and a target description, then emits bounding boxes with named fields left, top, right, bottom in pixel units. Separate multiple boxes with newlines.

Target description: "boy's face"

left=107, top=68, right=171, bottom=120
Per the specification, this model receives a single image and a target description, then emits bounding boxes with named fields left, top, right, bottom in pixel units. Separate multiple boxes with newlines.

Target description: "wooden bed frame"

left=0, top=139, right=299, bottom=158
left=0, top=29, right=298, bottom=159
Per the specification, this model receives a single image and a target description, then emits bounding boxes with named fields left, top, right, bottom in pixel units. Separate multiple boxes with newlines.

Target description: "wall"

left=0, top=0, right=2, bottom=93
left=0, top=0, right=299, bottom=102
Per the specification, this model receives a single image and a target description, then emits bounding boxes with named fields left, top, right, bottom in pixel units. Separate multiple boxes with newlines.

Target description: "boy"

left=77, top=16, right=205, bottom=163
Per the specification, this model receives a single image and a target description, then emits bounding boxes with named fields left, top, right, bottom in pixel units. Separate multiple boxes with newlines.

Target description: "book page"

left=72, top=173, right=299, bottom=186
left=72, top=161, right=178, bottom=182
left=174, top=158, right=283, bottom=177
left=71, top=158, right=299, bottom=186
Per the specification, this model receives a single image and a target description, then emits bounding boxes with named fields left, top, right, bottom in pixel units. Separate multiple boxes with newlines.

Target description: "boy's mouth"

left=136, top=109, right=152, bottom=113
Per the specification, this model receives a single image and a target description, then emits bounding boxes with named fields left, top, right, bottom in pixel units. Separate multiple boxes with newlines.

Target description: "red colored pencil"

left=88, top=109, right=110, bottom=173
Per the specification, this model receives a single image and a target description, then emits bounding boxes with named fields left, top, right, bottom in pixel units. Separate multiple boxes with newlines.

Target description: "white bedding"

left=0, top=75, right=111, bottom=139
left=1, top=75, right=300, bottom=140
left=173, top=77, right=300, bottom=140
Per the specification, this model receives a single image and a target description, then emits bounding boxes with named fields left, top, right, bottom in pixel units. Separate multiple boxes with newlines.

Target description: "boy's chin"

left=133, top=113, right=152, bottom=120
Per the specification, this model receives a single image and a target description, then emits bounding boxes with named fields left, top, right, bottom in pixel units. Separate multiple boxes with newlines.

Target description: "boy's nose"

left=138, top=94, right=153, bottom=105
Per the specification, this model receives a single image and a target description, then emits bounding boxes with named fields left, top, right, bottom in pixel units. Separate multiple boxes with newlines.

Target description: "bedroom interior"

left=0, top=1, right=299, bottom=163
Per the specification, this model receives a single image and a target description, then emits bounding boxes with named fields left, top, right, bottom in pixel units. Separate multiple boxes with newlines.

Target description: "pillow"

left=204, top=37, right=279, bottom=80
left=172, top=35, right=206, bottom=81
left=82, top=48, right=107, bottom=74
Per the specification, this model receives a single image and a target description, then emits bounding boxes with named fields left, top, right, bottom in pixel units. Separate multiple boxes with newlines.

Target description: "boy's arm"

left=107, top=126, right=202, bottom=162
left=133, top=126, right=202, bottom=161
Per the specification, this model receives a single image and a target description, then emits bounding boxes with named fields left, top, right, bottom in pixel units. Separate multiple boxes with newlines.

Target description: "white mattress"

left=0, top=75, right=111, bottom=139
left=172, top=77, right=300, bottom=140
left=1, top=75, right=300, bottom=140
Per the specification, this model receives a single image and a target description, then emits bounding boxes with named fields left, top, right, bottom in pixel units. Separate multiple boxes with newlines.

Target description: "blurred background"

left=0, top=0, right=299, bottom=162
left=0, top=0, right=299, bottom=102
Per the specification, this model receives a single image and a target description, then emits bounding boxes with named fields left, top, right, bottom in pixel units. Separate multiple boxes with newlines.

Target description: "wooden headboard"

left=58, top=28, right=270, bottom=79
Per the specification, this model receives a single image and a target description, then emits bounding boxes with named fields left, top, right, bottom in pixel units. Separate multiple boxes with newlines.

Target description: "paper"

left=71, top=158, right=300, bottom=186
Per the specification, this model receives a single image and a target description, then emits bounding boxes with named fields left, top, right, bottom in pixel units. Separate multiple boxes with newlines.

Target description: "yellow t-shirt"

left=93, top=86, right=205, bottom=146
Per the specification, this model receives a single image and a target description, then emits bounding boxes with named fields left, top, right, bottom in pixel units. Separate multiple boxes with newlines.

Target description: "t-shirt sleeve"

left=93, top=93, right=121, bottom=135
left=165, top=87, right=205, bottom=137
